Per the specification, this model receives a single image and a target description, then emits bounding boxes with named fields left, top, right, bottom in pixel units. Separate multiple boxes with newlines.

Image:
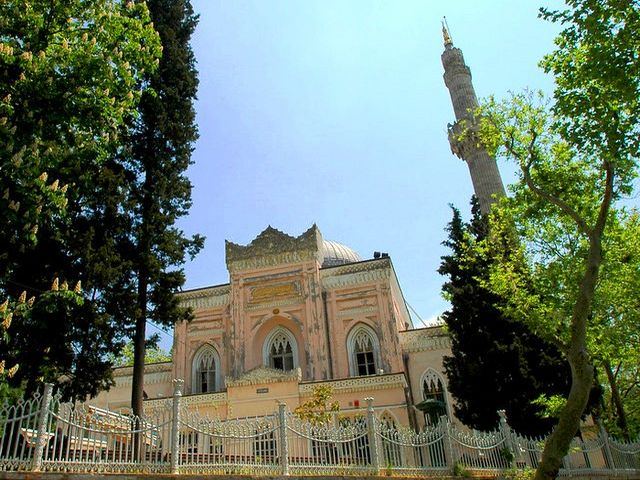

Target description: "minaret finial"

left=442, top=17, right=453, bottom=47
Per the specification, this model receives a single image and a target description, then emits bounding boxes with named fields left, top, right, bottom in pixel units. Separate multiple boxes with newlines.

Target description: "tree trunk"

left=131, top=273, right=148, bottom=418
left=604, top=360, right=629, bottom=441
left=533, top=236, right=601, bottom=480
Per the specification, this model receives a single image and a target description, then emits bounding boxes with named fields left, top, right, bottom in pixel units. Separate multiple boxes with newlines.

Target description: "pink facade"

left=91, top=225, right=454, bottom=429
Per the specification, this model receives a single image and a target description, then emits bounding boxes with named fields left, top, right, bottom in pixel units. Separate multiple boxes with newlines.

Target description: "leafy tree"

left=0, top=0, right=161, bottom=399
left=122, top=0, right=203, bottom=418
left=294, top=385, right=340, bottom=426
left=439, top=197, right=574, bottom=437
left=470, top=2, right=640, bottom=478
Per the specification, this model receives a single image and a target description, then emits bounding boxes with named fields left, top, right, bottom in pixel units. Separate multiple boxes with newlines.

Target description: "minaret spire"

left=441, top=25, right=505, bottom=213
left=442, top=18, right=452, bottom=47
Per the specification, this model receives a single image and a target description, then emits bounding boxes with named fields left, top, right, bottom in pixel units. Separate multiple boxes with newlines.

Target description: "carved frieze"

left=299, top=373, right=406, bottom=396
left=225, top=366, right=302, bottom=387
left=322, top=267, right=390, bottom=289
left=177, top=285, right=230, bottom=310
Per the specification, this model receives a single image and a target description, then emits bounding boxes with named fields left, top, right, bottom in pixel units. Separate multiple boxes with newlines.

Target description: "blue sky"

left=156, top=1, right=561, bottom=347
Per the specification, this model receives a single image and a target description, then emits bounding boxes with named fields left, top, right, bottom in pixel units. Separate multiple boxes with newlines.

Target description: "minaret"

left=441, top=24, right=505, bottom=213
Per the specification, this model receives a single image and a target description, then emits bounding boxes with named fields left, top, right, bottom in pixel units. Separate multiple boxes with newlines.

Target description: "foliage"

left=468, top=1, right=640, bottom=478
left=439, top=197, right=574, bottom=437
left=111, top=338, right=171, bottom=367
left=121, top=0, right=203, bottom=417
left=0, top=0, right=161, bottom=399
left=294, top=385, right=340, bottom=426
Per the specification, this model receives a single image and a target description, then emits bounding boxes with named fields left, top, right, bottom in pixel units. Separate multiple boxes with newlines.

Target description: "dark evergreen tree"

left=439, top=197, right=572, bottom=436
left=124, top=0, right=204, bottom=417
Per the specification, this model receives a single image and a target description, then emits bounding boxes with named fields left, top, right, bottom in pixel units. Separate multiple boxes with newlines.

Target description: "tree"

left=439, top=197, right=574, bottom=437
left=0, top=0, right=161, bottom=399
left=122, top=0, right=203, bottom=418
left=294, top=385, right=340, bottom=426
left=470, top=2, right=640, bottom=478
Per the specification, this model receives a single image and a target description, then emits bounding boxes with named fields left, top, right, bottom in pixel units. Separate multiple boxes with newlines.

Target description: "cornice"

left=400, top=327, right=451, bottom=352
left=225, top=366, right=302, bottom=387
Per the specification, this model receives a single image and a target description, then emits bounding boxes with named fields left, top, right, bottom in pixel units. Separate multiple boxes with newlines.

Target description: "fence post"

left=170, top=379, right=184, bottom=475
left=498, top=410, right=516, bottom=468
left=441, top=416, right=454, bottom=469
left=278, top=402, right=289, bottom=476
left=365, top=397, right=381, bottom=474
left=598, top=421, right=615, bottom=469
left=32, top=383, right=54, bottom=472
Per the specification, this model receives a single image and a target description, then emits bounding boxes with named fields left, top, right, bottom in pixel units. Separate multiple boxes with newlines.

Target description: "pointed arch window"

left=192, top=345, right=220, bottom=394
left=347, top=324, right=380, bottom=377
left=263, top=327, right=298, bottom=371
left=420, top=369, right=448, bottom=426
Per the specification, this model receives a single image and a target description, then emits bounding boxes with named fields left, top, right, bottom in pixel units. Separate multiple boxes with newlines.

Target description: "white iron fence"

left=1, top=382, right=638, bottom=476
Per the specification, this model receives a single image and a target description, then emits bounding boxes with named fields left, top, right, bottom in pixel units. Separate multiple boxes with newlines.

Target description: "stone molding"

left=299, top=373, right=406, bottom=396
left=225, top=366, right=302, bottom=387
left=400, top=327, right=451, bottom=352
left=177, top=285, right=230, bottom=310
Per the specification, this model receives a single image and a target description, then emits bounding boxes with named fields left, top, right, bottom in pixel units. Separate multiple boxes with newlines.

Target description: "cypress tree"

left=439, top=197, right=572, bottom=436
left=124, top=0, right=204, bottom=417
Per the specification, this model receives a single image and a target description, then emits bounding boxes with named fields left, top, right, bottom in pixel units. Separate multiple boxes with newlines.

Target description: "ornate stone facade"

left=90, top=225, right=456, bottom=429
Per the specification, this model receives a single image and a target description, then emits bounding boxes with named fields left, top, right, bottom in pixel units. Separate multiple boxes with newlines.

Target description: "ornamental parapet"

left=299, top=372, right=406, bottom=397
left=320, top=258, right=391, bottom=289
left=225, top=225, right=323, bottom=272
left=400, top=326, right=451, bottom=352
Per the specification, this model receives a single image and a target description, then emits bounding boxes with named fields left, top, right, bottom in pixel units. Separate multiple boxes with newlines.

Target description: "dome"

left=321, top=240, right=362, bottom=267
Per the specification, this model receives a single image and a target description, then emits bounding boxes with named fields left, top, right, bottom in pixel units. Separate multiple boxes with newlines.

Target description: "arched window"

left=420, top=369, right=448, bottom=426
left=347, top=324, right=380, bottom=377
left=263, top=327, right=298, bottom=371
left=192, top=345, right=220, bottom=394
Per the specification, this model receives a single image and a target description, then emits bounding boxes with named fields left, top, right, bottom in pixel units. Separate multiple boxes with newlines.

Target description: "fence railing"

left=1, top=381, right=638, bottom=476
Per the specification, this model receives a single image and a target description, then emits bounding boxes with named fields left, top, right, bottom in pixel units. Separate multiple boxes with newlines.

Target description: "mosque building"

left=91, top=28, right=505, bottom=431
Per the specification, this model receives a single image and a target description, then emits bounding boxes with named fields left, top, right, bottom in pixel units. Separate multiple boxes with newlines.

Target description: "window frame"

left=346, top=324, right=381, bottom=377
left=191, top=344, right=221, bottom=394
left=262, top=326, right=299, bottom=371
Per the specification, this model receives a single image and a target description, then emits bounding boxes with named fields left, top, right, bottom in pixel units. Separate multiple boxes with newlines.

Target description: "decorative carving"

left=186, top=327, right=223, bottom=338
left=177, top=285, right=230, bottom=310
left=226, top=225, right=323, bottom=272
left=225, top=366, right=302, bottom=387
left=337, top=305, right=379, bottom=318
left=249, top=281, right=300, bottom=304
left=299, top=373, right=406, bottom=396
left=400, top=327, right=451, bottom=352
left=322, top=267, right=390, bottom=289
left=144, top=391, right=228, bottom=410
